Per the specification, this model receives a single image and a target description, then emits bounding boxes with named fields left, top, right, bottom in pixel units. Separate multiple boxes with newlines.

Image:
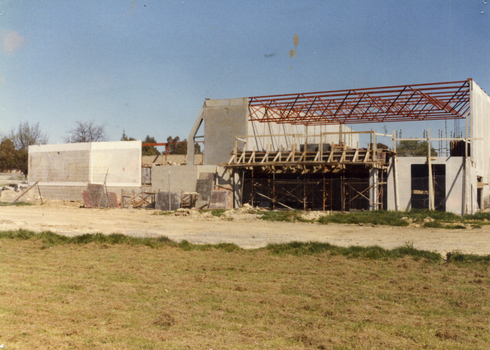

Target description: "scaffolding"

left=224, top=80, right=476, bottom=212
left=226, top=131, right=391, bottom=211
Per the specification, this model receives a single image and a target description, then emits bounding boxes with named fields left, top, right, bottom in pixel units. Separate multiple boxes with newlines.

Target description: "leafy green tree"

left=166, top=136, right=186, bottom=155
left=0, top=138, right=17, bottom=172
left=142, top=136, right=161, bottom=156
left=194, top=142, right=202, bottom=154
left=122, top=132, right=163, bottom=156
left=14, top=148, right=28, bottom=176
left=121, top=130, right=136, bottom=141
left=166, top=136, right=201, bottom=154
left=397, top=140, right=437, bottom=157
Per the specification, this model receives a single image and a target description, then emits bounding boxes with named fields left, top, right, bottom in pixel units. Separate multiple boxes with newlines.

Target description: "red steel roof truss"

left=248, top=80, right=471, bottom=125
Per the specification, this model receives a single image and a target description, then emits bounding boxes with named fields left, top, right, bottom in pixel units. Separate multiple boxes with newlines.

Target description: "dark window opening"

left=411, top=164, right=446, bottom=211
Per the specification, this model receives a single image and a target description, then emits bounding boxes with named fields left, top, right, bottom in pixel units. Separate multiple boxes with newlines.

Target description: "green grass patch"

left=423, top=221, right=444, bottom=228
left=464, top=212, right=490, bottom=221
left=210, top=209, right=226, bottom=217
left=265, top=241, right=442, bottom=262
left=289, top=209, right=488, bottom=229
left=1, top=238, right=489, bottom=349
left=0, top=230, right=177, bottom=249
left=445, top=224, right=467, bottom=229
left=2, top=229, right=489, bottom=265
left=0, top=201, right=33, bottom=206
left=318, top=210, right=409, bottom=226
left=179, top=239, right=241, bottom=252
left=152, top=210, right=174, bottom=215
left=446, top=252, right=490, bottom=264
left=408, top=209, right=462, bottom=222
left=0, top=229, right=37, bottom=240
left=257, top=210, right=305, bottom=222
left=198, top=209, right=227, bottom=217
left=0, top=229, right=241, bottom=252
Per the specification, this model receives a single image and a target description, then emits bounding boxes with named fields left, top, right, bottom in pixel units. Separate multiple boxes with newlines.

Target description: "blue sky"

left=1, top=0, right=489, bottom=145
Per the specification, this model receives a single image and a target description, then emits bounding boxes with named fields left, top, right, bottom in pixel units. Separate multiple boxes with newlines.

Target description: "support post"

left=319, top=132, right=323, bottom=162
left=234, top=137, right=238, bottom=162
left=369, top=168, right=378, bottom=210
left=427, top=128, right=435, bottom=210
left=304, top=174, right=307, bottom=211
left=393, top=131, right=400, bottom=211
left=373, top=131, right=377, bottom=162
left=272, top=172, right=276, bottom=210
left=251, top=169, right=254, bottom=207
left=463, top=115, right=468, bottom=214
left=168, top=169, right=171, bottom=211
left=240, top=170, right=245, bottom=208
left=186, top=102, right=205, bottom=166
left=323, top=174, right=325, bottom=211
left=232, top=168, right=236, bottom=209
left=341, top=171, right=345, bottom=212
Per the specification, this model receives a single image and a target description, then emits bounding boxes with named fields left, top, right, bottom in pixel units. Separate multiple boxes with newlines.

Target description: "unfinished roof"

left=248, top=79, right=471, bottom=125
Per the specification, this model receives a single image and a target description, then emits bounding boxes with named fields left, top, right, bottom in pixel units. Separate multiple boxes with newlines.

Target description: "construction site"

left=26, top=79, right=490, bottom=215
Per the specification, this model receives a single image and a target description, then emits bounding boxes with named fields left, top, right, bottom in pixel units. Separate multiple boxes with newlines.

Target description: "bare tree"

left=67, top=120, right=107, bottom=143
left=6, top=121, right=48, bottom=176
left=10, top=121, right=49, bottom=150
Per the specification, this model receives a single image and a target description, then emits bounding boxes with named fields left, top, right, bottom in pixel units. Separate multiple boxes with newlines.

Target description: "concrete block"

left=196, top=173, right=214, bottom=199
left=209, top=190, right=233, bottom=209
left=155, top=192, right=181, bottom=211
left=88, top=183, right=105, bottom=207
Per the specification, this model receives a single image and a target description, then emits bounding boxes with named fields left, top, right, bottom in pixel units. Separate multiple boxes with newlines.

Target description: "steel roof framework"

left=248, top=79, right=471, bottom=126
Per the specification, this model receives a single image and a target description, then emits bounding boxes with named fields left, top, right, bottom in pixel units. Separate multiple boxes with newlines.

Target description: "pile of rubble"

left=169, top=204, right=329, bottom=222
left=0, top=183, right=43, bottom=204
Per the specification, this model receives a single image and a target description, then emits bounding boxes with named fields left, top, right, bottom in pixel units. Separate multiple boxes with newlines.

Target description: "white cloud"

left=2, top=30, right=25, bottom=54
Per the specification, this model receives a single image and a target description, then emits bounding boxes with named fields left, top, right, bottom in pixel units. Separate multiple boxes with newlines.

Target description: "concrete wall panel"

left=28, top=141, right=141, bottom=201
left=91, top=141, right=141, bottom=186
left=387, top=157, right=465, bottom=214
left=470, top=81, right=490, bottom=208
left=202, top=98, right=249, bottom=165
left=151, top=165, right=199, bottom=193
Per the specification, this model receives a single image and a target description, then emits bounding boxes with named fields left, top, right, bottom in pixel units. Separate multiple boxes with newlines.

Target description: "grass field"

left=0, top=231, right=489, bottom=349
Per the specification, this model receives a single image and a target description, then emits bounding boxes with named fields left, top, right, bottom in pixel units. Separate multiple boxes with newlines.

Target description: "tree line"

left=1, top=120, right=202, bottom=175
left=122, top=132, right=201, bottom=156
left=0, top=121, right=48, bottom=175
left=2, top=120, right=435, bottom=176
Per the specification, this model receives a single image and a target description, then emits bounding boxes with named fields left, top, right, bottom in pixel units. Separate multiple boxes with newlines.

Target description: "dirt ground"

left=1, top=199, right=490, bottom=256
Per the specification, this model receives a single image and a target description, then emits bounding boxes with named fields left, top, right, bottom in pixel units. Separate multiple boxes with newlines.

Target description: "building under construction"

left=186, top=79, right=489, bottom=215
left=28, top=79, right=490, bottom=215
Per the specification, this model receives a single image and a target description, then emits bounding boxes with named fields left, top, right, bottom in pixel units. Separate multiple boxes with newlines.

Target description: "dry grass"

left=0, top=239, right=489, bottom=349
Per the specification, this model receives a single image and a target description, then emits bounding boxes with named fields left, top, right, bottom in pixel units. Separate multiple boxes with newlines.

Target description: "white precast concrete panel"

left=29, top=142, right=91, bottom=185
left=469, top=81, right=490, bottom=207
left=90, top=141, right=141, bottom=186
left=387, top=157, right=465, bottom=214
left=28, top=141, right=142, bottom=200
left=469, top=81, right=490, bottom=176
left=202, top=98, right=249, bottom=165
